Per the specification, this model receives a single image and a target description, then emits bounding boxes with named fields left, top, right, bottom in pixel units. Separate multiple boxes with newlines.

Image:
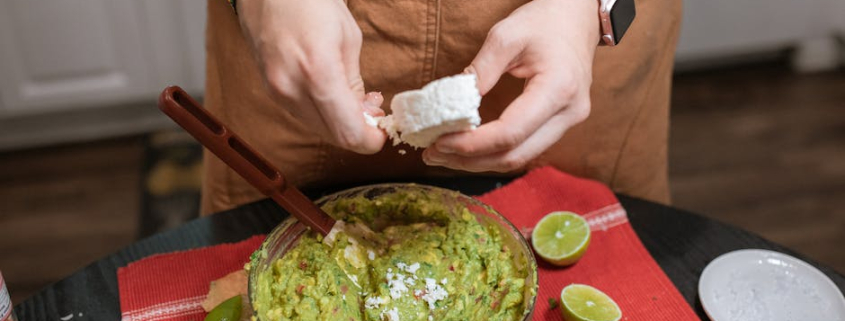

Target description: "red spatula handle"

left=157, top=86, right=335, bottom=235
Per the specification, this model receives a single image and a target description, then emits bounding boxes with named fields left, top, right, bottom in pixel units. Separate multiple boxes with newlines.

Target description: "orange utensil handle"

left=158, top=86, right=335, bottom=235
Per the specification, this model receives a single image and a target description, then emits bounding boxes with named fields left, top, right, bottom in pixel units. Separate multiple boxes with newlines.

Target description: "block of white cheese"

left=378, top=74, right=481, bottom=148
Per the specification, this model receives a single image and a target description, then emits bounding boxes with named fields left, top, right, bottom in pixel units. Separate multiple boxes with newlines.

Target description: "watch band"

left=598, top=0, right=636, bottom=46
left=227, top=0, right=238, bottom=14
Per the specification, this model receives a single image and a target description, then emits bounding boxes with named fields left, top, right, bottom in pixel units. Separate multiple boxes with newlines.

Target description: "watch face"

left=610, top=0, right=636, bottom=43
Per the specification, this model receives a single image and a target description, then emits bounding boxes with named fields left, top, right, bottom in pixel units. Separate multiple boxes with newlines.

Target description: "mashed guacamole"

left=250, top=190, right=529, bottom=321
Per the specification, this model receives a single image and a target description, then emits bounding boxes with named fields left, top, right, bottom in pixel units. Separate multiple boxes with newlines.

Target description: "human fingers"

left=422, top=97, right=590, bottom=172
left=263, top=67, right=335, bottom=138
left=339, top=10, right=365, bottom=97
left=433, top=73, right=584, bottom=157
left=363, top=92, right=385, bottom=117
left=305, top=54, right=386, bottom=154
left=466, top=22, right=527, bottom=95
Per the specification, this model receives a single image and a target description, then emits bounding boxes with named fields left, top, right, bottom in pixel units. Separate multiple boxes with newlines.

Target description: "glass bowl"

left=248, top=183, right=538, bottom=321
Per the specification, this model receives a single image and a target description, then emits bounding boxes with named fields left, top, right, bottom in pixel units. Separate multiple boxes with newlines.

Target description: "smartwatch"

left=598, top=0, right=636, bottom=46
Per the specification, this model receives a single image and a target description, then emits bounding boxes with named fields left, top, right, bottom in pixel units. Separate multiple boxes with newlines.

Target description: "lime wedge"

left=531, top=211, right=590, bottom=266
left=204, top=295, right=242, bottom=321
left=560, top=284, right=622, bottom=321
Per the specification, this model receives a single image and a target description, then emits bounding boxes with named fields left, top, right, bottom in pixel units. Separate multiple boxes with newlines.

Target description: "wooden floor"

left=669, top=63, right=845, bottom=273
left=0, top=63, right=842, bottom=304
left=0, top=138, right=144, bottom=303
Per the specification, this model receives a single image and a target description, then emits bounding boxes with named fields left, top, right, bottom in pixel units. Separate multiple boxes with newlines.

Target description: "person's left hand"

left=422, top=0, right=601, bottom=172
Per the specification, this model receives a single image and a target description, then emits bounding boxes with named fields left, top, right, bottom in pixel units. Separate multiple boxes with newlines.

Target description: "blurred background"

left=0, top=0, right=843, bottom=304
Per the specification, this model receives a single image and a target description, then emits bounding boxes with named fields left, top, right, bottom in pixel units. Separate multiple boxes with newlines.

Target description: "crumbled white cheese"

left=383, top=307, right=400, bottom=321
left=386, top=270, right=410, bottom=299
left=406, top=263, right=420, bottom=274
left=322, top=221, right=345, bottom=246
left=365, top=296, right=387, bottom=310
left=422, top=278, right=448, bottom=310
left=379, top=115, right=402, bottom=146
left=378, top=74, right=481, bottom=148
left=363, top=112, right=381, bottom=127
left=343, top=243, right=366, bottom=268
left=368, top=249, right=376, bottom=261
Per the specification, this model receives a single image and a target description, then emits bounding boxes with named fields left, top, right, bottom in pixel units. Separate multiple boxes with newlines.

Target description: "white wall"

left=675, top=0, right=843, bottom=70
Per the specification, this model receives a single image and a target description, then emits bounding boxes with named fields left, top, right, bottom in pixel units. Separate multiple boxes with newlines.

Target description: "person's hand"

left=423, top=0, right=601, bottom=172
left=237, top=0, right=386, bottom=154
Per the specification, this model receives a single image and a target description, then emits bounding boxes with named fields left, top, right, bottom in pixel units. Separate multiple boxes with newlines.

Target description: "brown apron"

left=201, top=0, right=682, bottom=215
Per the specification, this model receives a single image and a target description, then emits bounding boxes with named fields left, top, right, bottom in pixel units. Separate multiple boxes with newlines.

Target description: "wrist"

left=549, top=0, right=602, bottom=49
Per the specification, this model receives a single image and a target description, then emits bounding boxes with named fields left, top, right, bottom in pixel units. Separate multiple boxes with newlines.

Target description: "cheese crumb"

left=363, top=112, right=381, bottom=127
left=365, top=296, right=387, bottom=310
left=343, top=243, right=365, bottom=268
left=322, top=221, right=345, bottom=245
left=384, top=307, right=400, bottom=321
left=422, top=278, right=448, bottom=310
left=386, top=270, right=410, bottom=299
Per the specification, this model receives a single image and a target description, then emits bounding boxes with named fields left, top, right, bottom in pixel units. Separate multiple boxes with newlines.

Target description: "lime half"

left=531, top=211, right=590, bottom=266
left=204, top=295, right=242, bottom=321
left=561, top=284, right=622, bottom=321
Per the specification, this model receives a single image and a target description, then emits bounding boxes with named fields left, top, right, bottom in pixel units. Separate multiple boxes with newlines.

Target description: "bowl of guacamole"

left=247, top=183, right=538, bottom=321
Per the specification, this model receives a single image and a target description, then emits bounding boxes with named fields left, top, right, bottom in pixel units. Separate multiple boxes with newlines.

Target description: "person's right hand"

left=237, top=0, right=386, bottom=154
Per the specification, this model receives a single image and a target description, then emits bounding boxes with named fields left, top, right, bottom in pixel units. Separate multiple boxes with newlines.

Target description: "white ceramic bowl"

left=699, top=249, right=845, bottom=321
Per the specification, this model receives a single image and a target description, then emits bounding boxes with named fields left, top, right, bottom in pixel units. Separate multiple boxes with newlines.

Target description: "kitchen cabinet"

left=0, top=0, right=151, bottom=115
left=0, top=0, right=206, bottom=150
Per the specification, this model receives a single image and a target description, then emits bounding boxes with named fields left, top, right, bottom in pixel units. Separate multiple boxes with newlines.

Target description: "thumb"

left=465, top=27, right=524, bottom=95
left=357, top=91, right=388, bottom=154
left=362, top=92, right=385, bottom=117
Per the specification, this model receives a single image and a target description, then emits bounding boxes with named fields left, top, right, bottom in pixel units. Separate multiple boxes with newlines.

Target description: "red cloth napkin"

left=118, top=166, right=697, bottom=321
left=477, top=167, right=698, bottom=320
left=118, top=235, right=265, bottom=321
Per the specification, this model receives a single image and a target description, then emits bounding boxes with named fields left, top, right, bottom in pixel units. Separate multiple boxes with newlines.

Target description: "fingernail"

left=364, top=92, right=384, bottom=106
left=424, top=152, right=445, bottom=165
left=436, top=145, right=455, bottom=154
